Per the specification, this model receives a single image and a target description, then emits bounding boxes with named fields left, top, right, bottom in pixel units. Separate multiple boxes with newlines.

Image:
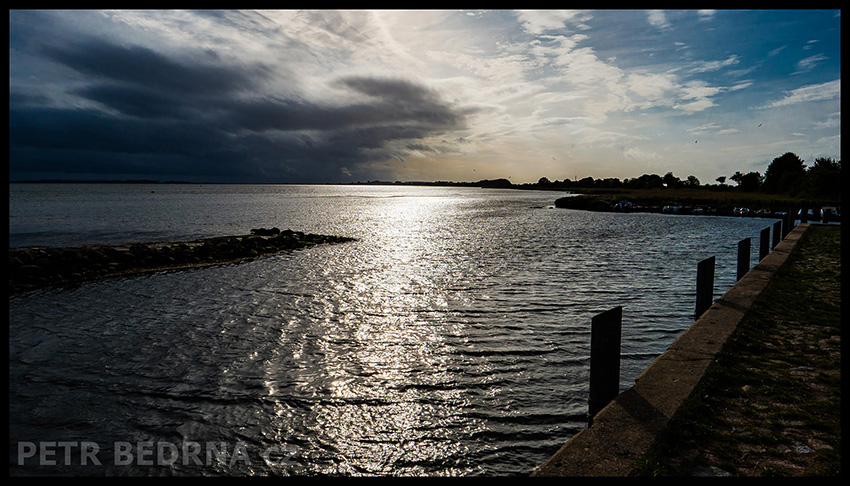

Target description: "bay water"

left=9, top=183, right=775, bottom=476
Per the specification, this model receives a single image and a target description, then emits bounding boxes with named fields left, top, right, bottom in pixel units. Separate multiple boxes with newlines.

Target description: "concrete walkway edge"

left=531, top=223, right=811, bottom=477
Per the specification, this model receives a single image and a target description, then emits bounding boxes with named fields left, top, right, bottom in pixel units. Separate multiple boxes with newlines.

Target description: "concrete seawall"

left=531, top=223, right=811, bottom=477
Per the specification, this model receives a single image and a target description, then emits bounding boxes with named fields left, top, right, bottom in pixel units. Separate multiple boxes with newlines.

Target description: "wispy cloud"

left=792, top=53, right=829, bottom=75
left=688, top=123, right=738, bottom=135
left=687, top=55, right=740, bottom=73
left=803, top=39, right=820, bottom=50
left=763, top=79, right=840, bottom=108
left=768, top=46, right=787, bottom=57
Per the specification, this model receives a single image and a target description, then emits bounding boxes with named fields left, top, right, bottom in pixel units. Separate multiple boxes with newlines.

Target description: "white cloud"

left=813, top=112, right=840, bottom=130
left=514, top=10, right=591, bottom=35
left=623, top=72, right=679, bottom=111
left=729, top=81, right=753, bottom=91
left=697, top=10, right=716, bottom=21
left=688, top=123, right=733, bottom=135
left=689, top=122, right=720, bottom=133
left=626, top=72, right=678, bottom=99
left=680, top=82, right=722, bottom=100
left=764, top=79, right=840, bottom=108
left=665, top=81, right=723, bottom=113
left=674, top=98, right=716, bottom=112
left=647, top=10, right=671, bottom=31
left=689, top=123, right=740, bottom=136
left=623, top=146, right=659, bottom=161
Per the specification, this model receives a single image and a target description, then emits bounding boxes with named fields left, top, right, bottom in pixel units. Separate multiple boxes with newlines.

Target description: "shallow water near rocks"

left=9, top=183, right=775, bottom=476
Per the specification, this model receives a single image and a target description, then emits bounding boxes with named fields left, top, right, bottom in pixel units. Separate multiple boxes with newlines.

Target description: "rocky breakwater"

left=8, top=228, right=355, bottom=294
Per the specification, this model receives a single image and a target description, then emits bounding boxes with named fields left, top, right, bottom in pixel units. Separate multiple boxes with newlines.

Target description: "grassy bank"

left=634, top=224, right=841, bottom=476
left=556, top=187, right=835, bottom=214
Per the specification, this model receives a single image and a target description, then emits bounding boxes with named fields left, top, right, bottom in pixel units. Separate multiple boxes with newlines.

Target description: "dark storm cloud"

left=40, top=38, right=267, bottom=96
left=225, top=77, right=468, bottom=133
left=10, top=32, right=472, bottom=182
left=10, top=107, right=218, bottom=155
left=73, top=84, right=197, bottom=120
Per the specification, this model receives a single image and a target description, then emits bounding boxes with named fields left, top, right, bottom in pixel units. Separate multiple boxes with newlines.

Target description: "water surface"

left=9, top=184, right=776, bottom=476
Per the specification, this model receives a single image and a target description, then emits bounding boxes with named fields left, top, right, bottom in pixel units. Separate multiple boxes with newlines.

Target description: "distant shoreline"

left=552, top=189, right=839, bottom=217
left=11, top=179, right=220, bottom=184
left=11, top=179, right=201, bottom=184
left=8, top=178, right=525, bottom=188
left=10, top=178, right=838, bottom=217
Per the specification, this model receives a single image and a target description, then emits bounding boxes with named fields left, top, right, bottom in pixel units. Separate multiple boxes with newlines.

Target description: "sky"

left=9, top=9, right=842, bottom=184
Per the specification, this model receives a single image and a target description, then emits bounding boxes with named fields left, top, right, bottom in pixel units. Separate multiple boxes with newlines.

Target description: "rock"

left=9, top=256, right=25, bottom=269
left=129, top=243, right=153, bottom=257
left=250, top=227, right=281, bottom=236
left=241, top=236, right=264, bottom=248
left=13, top=265, right=44, bottom=278
left=791, top=441, right=814, bottom=454
left=33, top=256, right=52, bottom=267
left=692, top=465, right=732, bottom=477
left=9, top=228, right=354, bottom=293
left=104, top=247, right=130, bottom=258
left=15, top=251, right=36, bottom=265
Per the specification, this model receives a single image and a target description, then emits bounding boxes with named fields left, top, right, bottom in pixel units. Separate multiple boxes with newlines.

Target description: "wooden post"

left=695, top=256, right=715, bottom=319
left=759, top=227, right=770, bottom=261
left=782, top=210, right=797, bottom=239
left=773, top=221, right=782, bottom=249
left=783, top=212, right=789, bottom=238
left=588, top=306, right=622, bottom=424
left=801, top=207, right=808, bottom=223
left=784, top=210, right=794, bottom=238
left=737, top=238, right=751, bottom=281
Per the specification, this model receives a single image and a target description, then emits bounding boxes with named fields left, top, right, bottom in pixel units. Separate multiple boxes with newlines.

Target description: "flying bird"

left=758, top=123, right=763, bottom=127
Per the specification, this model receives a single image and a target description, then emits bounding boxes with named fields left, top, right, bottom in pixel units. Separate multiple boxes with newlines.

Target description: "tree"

left=730, top=171, right=744, bottom=185
left=684, top=175, right=700, bottom=187
left=663, top=172, right=680, bottom=188
left=730, top=171, right=763, bottom=192
left=596, top=177, right=622, bottom=188
left=626, top=173, right=664, bottom=189
left=716, top=176, right=726, bottom=185
left=537, top=176, right=551, bottom=186
left=763, top=152, right=806, bottom=194
left=803, top=157, right=841, bottom=199
left=577, top=176, right=595, bottom=188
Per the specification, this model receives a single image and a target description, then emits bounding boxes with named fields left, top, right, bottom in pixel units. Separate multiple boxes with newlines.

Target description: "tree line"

left=530, top=152, right=841, bottom=201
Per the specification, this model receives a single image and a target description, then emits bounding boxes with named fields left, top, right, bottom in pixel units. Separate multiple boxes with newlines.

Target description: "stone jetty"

left=8, top=228, right=355, bottom=294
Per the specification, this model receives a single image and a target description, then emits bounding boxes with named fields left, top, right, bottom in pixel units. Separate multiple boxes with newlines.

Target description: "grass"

left=632, top=224, right=841, bottom=477
left=564, top=187, right=832, bottom=212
